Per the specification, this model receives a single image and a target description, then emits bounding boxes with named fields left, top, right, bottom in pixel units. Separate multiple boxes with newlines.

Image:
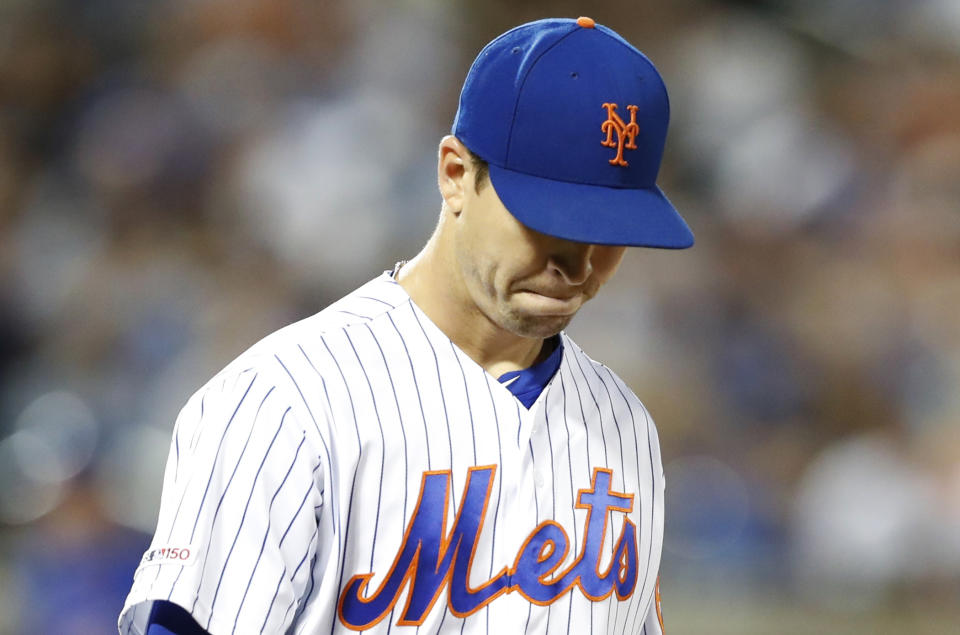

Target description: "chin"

left=503, top=311, right=573, bottom=339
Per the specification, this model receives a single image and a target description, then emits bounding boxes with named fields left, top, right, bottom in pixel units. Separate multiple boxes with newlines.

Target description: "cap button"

left=576, top=16, right=596, bottom=28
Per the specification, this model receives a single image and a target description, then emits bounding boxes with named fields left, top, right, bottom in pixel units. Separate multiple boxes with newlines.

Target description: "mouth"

left=515, top=289, right=583, bottom=316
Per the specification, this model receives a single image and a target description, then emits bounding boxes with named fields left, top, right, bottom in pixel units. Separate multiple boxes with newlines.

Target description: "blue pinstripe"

left=343, top=328, right=388, bottom=571
left=205, top=407, right=292, bottom=627
left=287, top=349, right=338, bottom=531
left=387, top=308, right=432, bottom=469
left=319, top=334, right=362, bottom=633
left=232, top=434, right=306, bottom=632
left=165, top=375, right=263, bottom=602
left=555, top=369, right=578, bottom=635
left=481, top=373, right=504, bottom=635
left=364, top=322, right=411, bottom=538
left=276, top=523, right=320, bottom=632
left=590, top=365, right=629, bottom=632
left=601, top=366, right=654, bottom=634
left=451, top=344, right=479, bottom=635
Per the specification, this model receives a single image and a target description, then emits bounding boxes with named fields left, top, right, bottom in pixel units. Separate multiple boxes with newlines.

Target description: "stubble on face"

left=497, top=295, right=576, bottom=339
left=460, top=250, right=597, bottom=341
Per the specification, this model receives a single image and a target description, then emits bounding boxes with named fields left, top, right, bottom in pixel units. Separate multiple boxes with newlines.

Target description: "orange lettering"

left=600, top=103, right=640, bottom=166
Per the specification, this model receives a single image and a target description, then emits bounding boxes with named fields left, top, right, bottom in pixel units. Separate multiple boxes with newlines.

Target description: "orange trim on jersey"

left=339, top=465, right=642, bottom=629
left=655, top=575, right=664, bottom=631
left=508, top=519, right=574, bottom=606
left=336, top=468, right=453, bottom=631
left=576, top=467, right=634, bottom=598
left=614, top=518, right=639, bottom=600
left=393, top=465, right=502, bottom=627
left=445, top=465, right=513, bottom=619
left=508, top=467, right=638, bottom=604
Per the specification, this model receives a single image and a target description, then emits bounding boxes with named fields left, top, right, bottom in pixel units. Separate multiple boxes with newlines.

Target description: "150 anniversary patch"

left=138, top=544, right=198, bottom=568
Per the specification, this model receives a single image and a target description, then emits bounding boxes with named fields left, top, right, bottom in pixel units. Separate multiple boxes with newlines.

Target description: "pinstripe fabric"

left=119, top=273, right=665, bottom=634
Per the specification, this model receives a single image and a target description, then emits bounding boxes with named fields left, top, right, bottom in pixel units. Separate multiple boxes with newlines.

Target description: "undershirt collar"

left=497, top=335, right=564, bottom=409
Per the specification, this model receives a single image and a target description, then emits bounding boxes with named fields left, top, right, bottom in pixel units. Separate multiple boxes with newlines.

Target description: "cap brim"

left=488, top=164, right=694, bottom=248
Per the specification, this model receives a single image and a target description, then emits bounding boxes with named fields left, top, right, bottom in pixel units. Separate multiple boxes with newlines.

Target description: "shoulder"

left=181, top=274, right=411, bottom=424
left=218, top=273, right=409, bottom=379
left=560, top=333, right=665, bottom=474
left=245, top=272, right=409, bottom=354
left=559, top=332, right=655, bottom=423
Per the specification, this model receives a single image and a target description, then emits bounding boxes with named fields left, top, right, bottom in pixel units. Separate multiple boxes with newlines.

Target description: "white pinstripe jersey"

left=119, top=272, right=666, bottom=634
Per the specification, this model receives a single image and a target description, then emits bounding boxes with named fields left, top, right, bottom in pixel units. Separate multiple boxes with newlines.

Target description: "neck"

left=397, top=230, right=544, bottom=377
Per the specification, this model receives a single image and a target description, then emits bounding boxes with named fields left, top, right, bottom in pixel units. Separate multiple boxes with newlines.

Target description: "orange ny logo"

left=601, top=103, right=639, bottom=167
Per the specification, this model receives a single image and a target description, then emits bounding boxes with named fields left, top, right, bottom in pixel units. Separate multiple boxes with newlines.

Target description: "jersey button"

left=534, top=471, right=544, bottom=488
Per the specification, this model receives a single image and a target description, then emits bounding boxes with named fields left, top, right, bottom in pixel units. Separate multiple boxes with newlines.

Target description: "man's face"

left=452, top=172, right=627, bottom=340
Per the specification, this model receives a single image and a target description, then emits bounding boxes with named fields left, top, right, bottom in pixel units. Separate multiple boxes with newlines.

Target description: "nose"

left=548, top=241, right=594, bottom=285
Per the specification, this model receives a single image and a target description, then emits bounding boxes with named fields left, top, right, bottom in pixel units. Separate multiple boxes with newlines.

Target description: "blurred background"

left=0, top=0, right=958, bottom=632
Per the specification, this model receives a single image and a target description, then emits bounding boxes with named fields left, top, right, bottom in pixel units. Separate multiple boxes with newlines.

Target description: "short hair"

left=465, top=147, right=489, bottom=192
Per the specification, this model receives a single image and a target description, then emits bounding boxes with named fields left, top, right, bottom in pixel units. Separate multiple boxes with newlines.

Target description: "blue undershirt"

left=145, top=601, right=208, bottom=635
left=497, top=335, right=563, bottom=408
left=144, top=338, right=562, bottom=635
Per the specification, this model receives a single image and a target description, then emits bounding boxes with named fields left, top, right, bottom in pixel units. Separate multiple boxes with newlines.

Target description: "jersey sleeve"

left=119, top=367, right=325, bottom=635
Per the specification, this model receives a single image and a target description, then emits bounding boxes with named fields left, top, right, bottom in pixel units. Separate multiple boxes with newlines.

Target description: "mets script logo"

left=338, top=466, right=638, bottom=630
left=601, top=103, right=640, bottom=167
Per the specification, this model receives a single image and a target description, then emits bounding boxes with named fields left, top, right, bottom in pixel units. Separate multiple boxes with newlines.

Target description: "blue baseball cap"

left=453, top=17, right=694, bottom=248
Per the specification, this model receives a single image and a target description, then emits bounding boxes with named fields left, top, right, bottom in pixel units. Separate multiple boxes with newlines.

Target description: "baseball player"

left=119, top=16, right=692, bottom=634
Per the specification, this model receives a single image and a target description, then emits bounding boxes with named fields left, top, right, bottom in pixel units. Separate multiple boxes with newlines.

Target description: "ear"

left=437, top=135, right=472, bottom=215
